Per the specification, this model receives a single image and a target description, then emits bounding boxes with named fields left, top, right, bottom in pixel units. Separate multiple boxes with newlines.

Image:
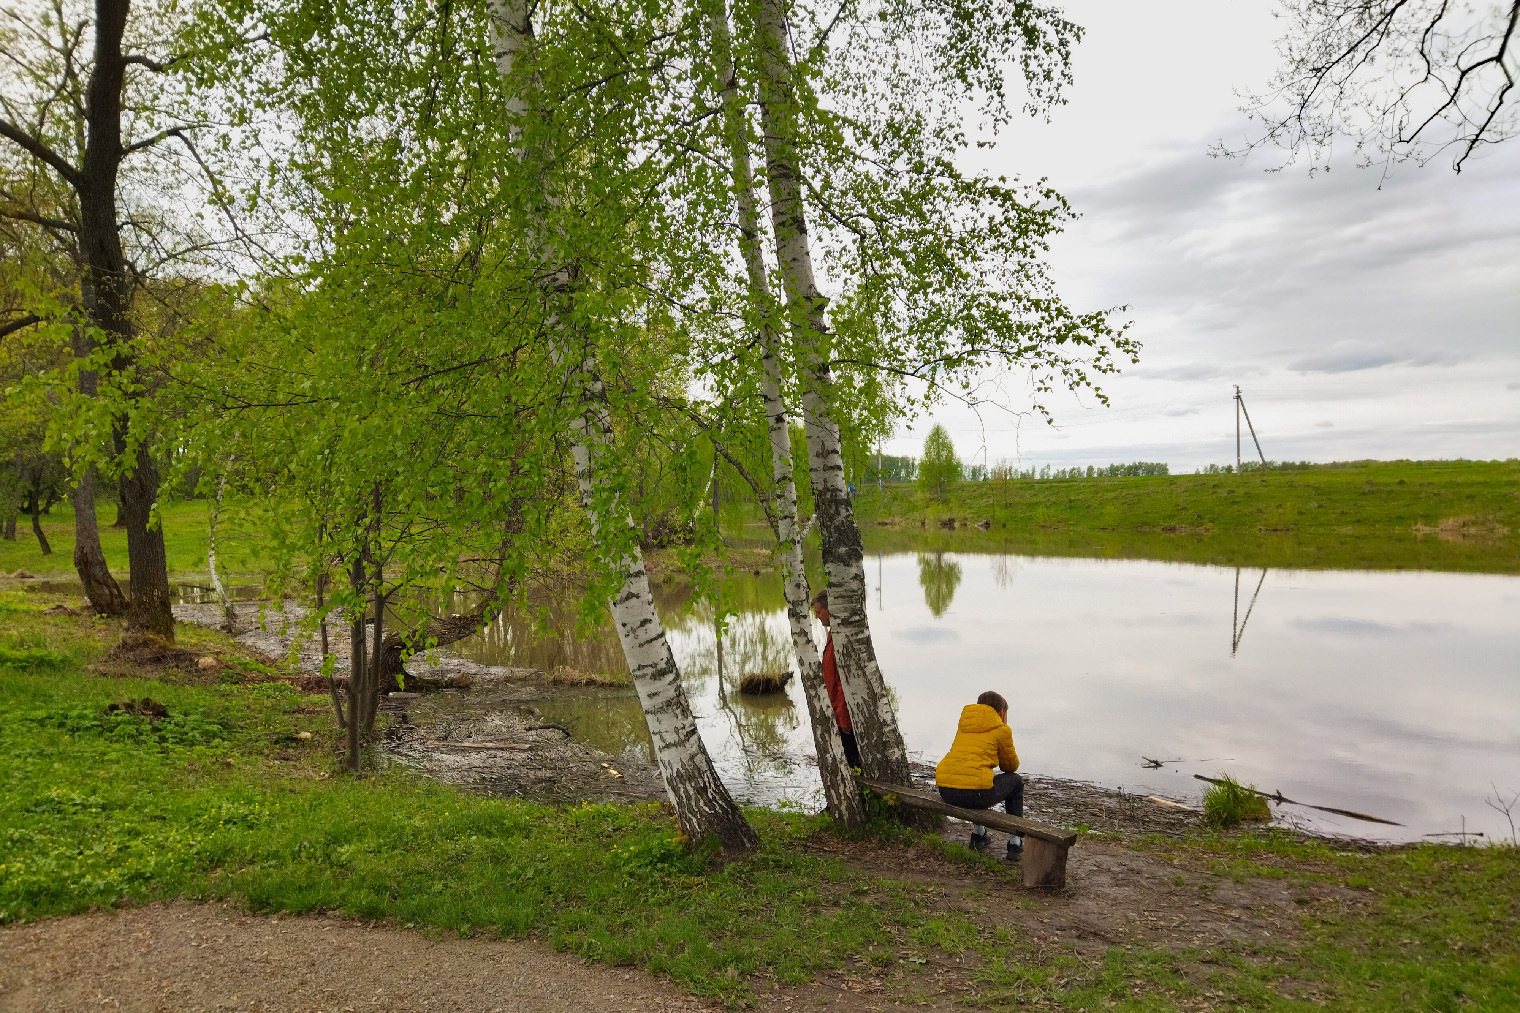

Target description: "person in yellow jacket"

left=934, top=691, right=1024, bottom=860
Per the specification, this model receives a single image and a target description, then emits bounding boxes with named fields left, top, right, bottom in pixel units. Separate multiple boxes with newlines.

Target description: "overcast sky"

left=883, top=0, right=1520, bottom=472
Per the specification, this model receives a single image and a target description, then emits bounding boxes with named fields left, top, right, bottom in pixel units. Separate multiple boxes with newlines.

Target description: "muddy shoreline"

left=170, top=598, right=1389, bottom=849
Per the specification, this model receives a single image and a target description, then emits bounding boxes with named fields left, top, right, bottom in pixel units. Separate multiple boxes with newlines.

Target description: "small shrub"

left=1202, top=775, right=1271, bottom=828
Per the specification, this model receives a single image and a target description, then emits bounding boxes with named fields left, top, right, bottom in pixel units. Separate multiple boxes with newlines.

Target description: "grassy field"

left=0, top=499, right=265, bottom=585
left=3, top=595, right=1517, bottom=1010
left=854, top=460, right=1520, bottom=573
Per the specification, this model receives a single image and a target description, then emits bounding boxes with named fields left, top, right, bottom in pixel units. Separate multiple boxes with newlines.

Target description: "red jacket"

left=821, top=633, right=852, bottom=732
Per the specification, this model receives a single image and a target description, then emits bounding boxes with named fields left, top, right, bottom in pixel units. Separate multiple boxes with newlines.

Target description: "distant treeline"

left=861, top=456, right=1171, bottom=483
left=1194, top=458, right=1516, bottom=475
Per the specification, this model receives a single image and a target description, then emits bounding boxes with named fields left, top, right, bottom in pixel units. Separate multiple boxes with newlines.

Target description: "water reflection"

left=351, top=542, right=1520, bottom=841
left=1231, top=568, right=1268, bottom=655
left=917, top=552, right=962, bottom=617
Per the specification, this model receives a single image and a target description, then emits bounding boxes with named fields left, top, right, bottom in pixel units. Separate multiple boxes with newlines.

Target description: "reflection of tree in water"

left=990, top=554, right=1019, bottom=589
left=678, top=602, right=801, bottom=769
left=918, top=552, right=962, bottom=617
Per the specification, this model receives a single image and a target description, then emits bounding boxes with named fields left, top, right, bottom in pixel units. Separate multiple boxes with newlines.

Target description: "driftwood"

left=1146, top=795, right=1199, bottom=812
left=377, top=596, right=499, bottom=691
left=1192, top=774, right=1402, bottom=826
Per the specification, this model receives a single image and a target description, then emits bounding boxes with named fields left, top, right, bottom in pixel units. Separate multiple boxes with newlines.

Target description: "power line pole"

left=1235, top=386, right=1267, bottom=469
left=1228, top=383, right=1240, bottom=474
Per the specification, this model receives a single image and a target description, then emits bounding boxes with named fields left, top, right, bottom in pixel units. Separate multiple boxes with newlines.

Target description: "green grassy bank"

left=3, top=594, right=1518, bottom=1010
left=855, top=460, right=1520, bottom=573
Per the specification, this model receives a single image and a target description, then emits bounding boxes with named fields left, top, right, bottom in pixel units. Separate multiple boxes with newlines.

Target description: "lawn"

left=3, top=592, right=1517, bottom=1010
left=854, top=460, right=1520, bottom=573
left=0, top=499, right=265, bottom=584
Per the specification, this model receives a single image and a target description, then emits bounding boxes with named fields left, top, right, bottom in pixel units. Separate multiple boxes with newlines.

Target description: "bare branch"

left=0, top=118, right=81, bottom=187
left=0, top=206, right=79, bottom=232
left=0, top=314, right=44, bottom=339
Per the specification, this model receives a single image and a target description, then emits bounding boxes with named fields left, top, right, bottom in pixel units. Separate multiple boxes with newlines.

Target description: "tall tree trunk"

left=487, top=0, right=757, bottom=852
left=74, top=0, right=173, bottom=640
left=28, top=492, right=51, bottom=555
left=754, top=0, right=912, bottom=787
left=118, top=445, right=173, bottom=640
left=71, top=466, right=127, bottom=614
left=713, top=7, right=864, bottom=827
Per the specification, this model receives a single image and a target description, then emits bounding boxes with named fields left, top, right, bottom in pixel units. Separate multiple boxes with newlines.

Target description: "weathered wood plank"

left=1021, top=836, right=1068, bottom=888
left=855, top=776, right=1078, bottom=848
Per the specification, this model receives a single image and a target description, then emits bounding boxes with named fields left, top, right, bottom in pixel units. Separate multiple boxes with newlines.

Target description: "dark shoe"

left=1006, top=836, right=1023, bottom=862
left=968, top=829, right=990, bottom=853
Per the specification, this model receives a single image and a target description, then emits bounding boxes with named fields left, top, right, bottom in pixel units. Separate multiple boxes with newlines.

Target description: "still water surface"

left=443, top=546, right=1520, bottom=843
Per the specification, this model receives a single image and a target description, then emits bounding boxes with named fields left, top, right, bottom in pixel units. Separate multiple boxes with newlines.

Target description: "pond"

left=440, top=541, right=1520, bottom=844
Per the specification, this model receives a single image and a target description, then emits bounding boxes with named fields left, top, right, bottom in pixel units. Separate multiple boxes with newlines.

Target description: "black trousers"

left=839, top=730, right=862, bottom=769
left=938, top=771, right=1024, bottom=821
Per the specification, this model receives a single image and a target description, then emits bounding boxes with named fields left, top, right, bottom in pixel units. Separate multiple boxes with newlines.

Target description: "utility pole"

left=1234, top=386, right=1267, bottom=471
left=1228, top=383, right=1240, bottom=474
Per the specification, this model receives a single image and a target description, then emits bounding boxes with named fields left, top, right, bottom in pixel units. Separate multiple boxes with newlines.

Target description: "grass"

left=1201, top=776, right=1272, bottom=829
left=0, top=498, right=264, bottom=583
left=854, top=459, right=1520, bottom=573
left=3, top=597, right=1519, bottom=1009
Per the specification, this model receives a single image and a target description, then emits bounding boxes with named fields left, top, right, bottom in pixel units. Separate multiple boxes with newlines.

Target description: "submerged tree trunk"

left=714, top=8, right=863, bottom=827
left=754, top=0, right=912, bottom=787
left=71, top=465, right=128, bottom=615
left=487, top=0, right=757, bottom=852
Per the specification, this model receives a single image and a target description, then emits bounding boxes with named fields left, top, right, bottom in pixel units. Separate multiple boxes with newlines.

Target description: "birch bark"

left=713, top=8, right=864, bottom=826
left=753, top=0, right=912, bottom=786
left=487, top=0, right=756, bottom=851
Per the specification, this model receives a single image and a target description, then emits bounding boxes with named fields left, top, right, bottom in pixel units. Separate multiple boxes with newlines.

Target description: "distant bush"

left=1202, top=775, right=1271, bottom=828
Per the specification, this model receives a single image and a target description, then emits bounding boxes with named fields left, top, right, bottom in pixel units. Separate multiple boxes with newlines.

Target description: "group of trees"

left=904, top=422, right=1173, bottom=498
left=1, top=0, right=1135, bottom=849
left=2, top=0, right=1505, bottom=850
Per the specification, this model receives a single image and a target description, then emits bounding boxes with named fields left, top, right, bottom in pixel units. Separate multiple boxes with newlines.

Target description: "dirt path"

left=0, top=902, right=718, bottom=1013
left=0, top=834, right=1362, bottom=1013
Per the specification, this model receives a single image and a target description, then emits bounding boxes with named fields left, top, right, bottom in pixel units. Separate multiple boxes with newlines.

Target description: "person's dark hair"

left=811, top=589, right=828, bottom=610
left=977, top=690, right=1008, bottom=715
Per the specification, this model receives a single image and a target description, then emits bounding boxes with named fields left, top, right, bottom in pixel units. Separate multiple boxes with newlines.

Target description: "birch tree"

left=486, top=0, right=758, bottom=852
left=711, top=4, right=865, bottom=827
left=728, top=0, right=1134, bottom=783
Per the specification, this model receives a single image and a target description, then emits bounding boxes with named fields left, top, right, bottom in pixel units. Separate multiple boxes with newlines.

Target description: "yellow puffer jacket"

left=934, top=704, right=1018, bottom=790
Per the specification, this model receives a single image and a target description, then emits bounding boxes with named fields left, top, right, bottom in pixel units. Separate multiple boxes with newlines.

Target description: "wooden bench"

left=856, top=776, right=1078, bottom=888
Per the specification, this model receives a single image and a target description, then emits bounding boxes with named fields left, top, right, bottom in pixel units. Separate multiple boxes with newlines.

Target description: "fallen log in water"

left=1192, top=774, right=1402, bottom=826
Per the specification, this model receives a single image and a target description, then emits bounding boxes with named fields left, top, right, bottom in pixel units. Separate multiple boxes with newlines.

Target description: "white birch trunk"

left=207, top=469, right=235, bottom=633
left=488, top=0, right=757, bottom=851
left=713, top=7, right=865, bottom=827
left=753, top=0, right=912, bottom=787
